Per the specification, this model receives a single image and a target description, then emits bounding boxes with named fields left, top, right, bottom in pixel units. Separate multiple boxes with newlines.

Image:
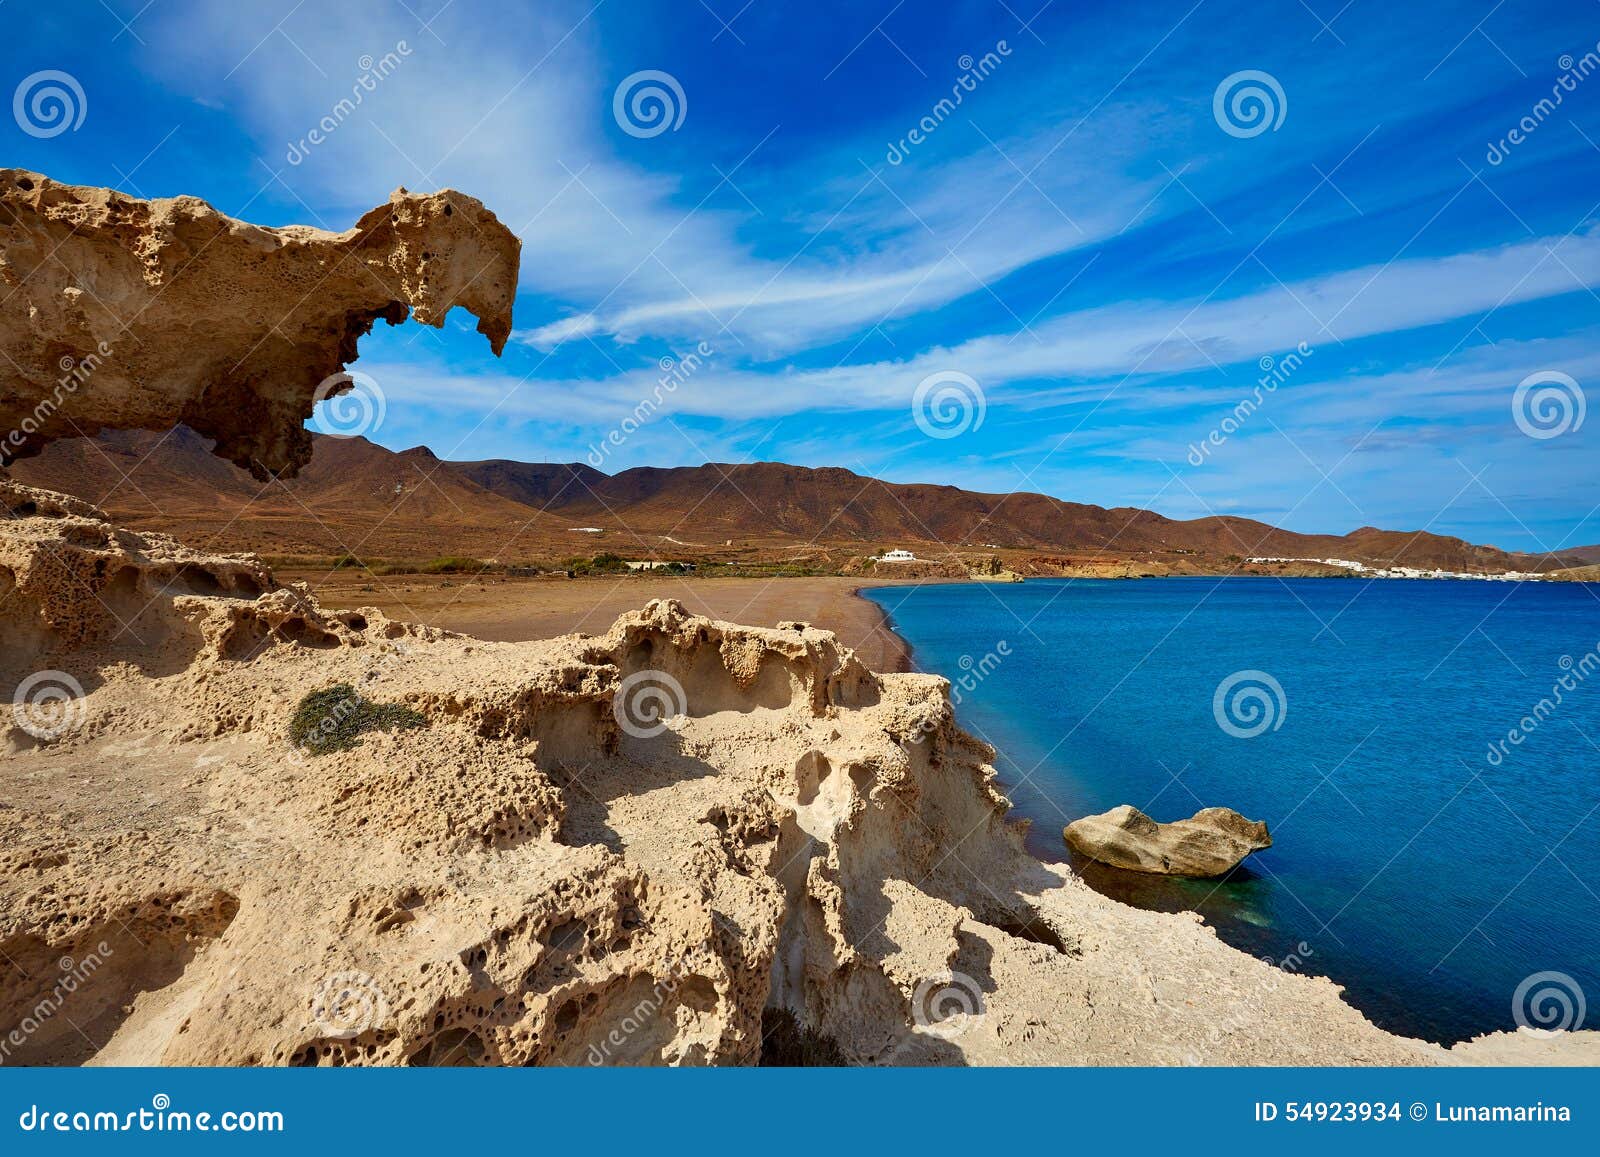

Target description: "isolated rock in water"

left=0, top=169, right=520, bottom=478
left=1063, top=804, right=1271, bottom=877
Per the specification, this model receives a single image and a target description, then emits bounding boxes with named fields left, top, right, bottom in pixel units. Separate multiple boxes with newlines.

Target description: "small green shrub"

left=417, top=556, right=489, bottom=574
left=289, top=683, right=427, bottom=755
left=560, top=552, right=630, bottom=576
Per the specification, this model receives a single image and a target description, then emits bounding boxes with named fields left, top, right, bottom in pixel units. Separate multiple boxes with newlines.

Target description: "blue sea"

left=862, top=578, right=1600, bottom=1045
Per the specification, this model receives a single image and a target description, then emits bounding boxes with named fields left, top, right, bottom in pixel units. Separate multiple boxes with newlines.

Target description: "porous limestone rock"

left=2, top=166, right=1592, bottom=1067
left=1064, top=804, right=1272, bottom=877
left=5, top=493, right=1595, bottom=1066
left=0, top=169, right=520, bottom=477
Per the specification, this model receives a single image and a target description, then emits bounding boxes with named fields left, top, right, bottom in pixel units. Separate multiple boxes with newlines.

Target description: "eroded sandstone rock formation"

left=2, top=492, right=1591, bottom=1065
left=1064, top=804, right=1272, bottom=877
left=2, top=174, right=1592, bottom=1067
left=0, top=169, right=520, bottom=477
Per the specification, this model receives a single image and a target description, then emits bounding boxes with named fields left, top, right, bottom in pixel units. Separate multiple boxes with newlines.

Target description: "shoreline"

left=853, top=576, right=1598, bottom=1049
left=291, top=571, right=921, bottom=674
left=289, top=567, right=1589, bottom=1047
left=6, top=476, right=1592, bottom=1065
left=846, top=583, right=916, bottom=673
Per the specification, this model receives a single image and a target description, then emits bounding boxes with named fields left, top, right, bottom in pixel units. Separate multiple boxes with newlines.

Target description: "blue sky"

left=7, top=0, right=1600, bottom=551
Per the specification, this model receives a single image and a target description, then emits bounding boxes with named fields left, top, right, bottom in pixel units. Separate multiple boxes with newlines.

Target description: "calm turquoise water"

left=862, top=578, right=1600, bottom=1044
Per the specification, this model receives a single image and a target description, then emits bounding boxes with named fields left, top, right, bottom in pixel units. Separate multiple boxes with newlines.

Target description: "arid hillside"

left=11, top=429, right=1574, bottom=573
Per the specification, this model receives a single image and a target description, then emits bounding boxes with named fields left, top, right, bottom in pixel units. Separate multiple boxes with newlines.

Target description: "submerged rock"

left=1063, top=804, right=1271, bottom=877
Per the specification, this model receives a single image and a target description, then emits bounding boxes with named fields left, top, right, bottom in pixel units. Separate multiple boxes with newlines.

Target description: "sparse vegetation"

left=561, top=551, right=629, bottom=575
left=758, top=1007, right=849, bottom=1066
left=264, top=552, right=847, bottom=582
left=265, top=554, right=495, bottom=577
left=414, top=556, right=488, bottom=575
left=289, top=683, right=427, bottom=755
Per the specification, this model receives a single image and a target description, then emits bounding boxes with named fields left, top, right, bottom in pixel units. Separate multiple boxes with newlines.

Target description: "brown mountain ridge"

left=6, top=428, right=1578, bottom=573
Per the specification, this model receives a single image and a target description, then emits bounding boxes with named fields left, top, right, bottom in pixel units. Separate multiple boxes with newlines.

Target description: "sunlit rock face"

left=0, top=168, right=520, bottom=478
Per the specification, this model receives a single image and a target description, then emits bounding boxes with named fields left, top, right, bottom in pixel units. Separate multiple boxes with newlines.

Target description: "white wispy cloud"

left=354, top=225, right=1600, bottom=457
left=138, top=0, right=1183, bottom=358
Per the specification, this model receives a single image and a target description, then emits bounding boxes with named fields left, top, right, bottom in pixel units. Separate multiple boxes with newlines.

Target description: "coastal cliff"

left=0, top=478, right=1588, bottom=1065
left=1, top=174, right=1590, bottom=1067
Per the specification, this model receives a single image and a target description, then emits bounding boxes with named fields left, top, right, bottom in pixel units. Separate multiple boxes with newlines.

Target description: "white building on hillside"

left=879, top=549, right=917, bottom=562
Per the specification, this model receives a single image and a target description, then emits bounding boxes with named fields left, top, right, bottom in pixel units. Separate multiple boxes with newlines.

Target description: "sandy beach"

left=287, top=571, right=919, bottom=672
